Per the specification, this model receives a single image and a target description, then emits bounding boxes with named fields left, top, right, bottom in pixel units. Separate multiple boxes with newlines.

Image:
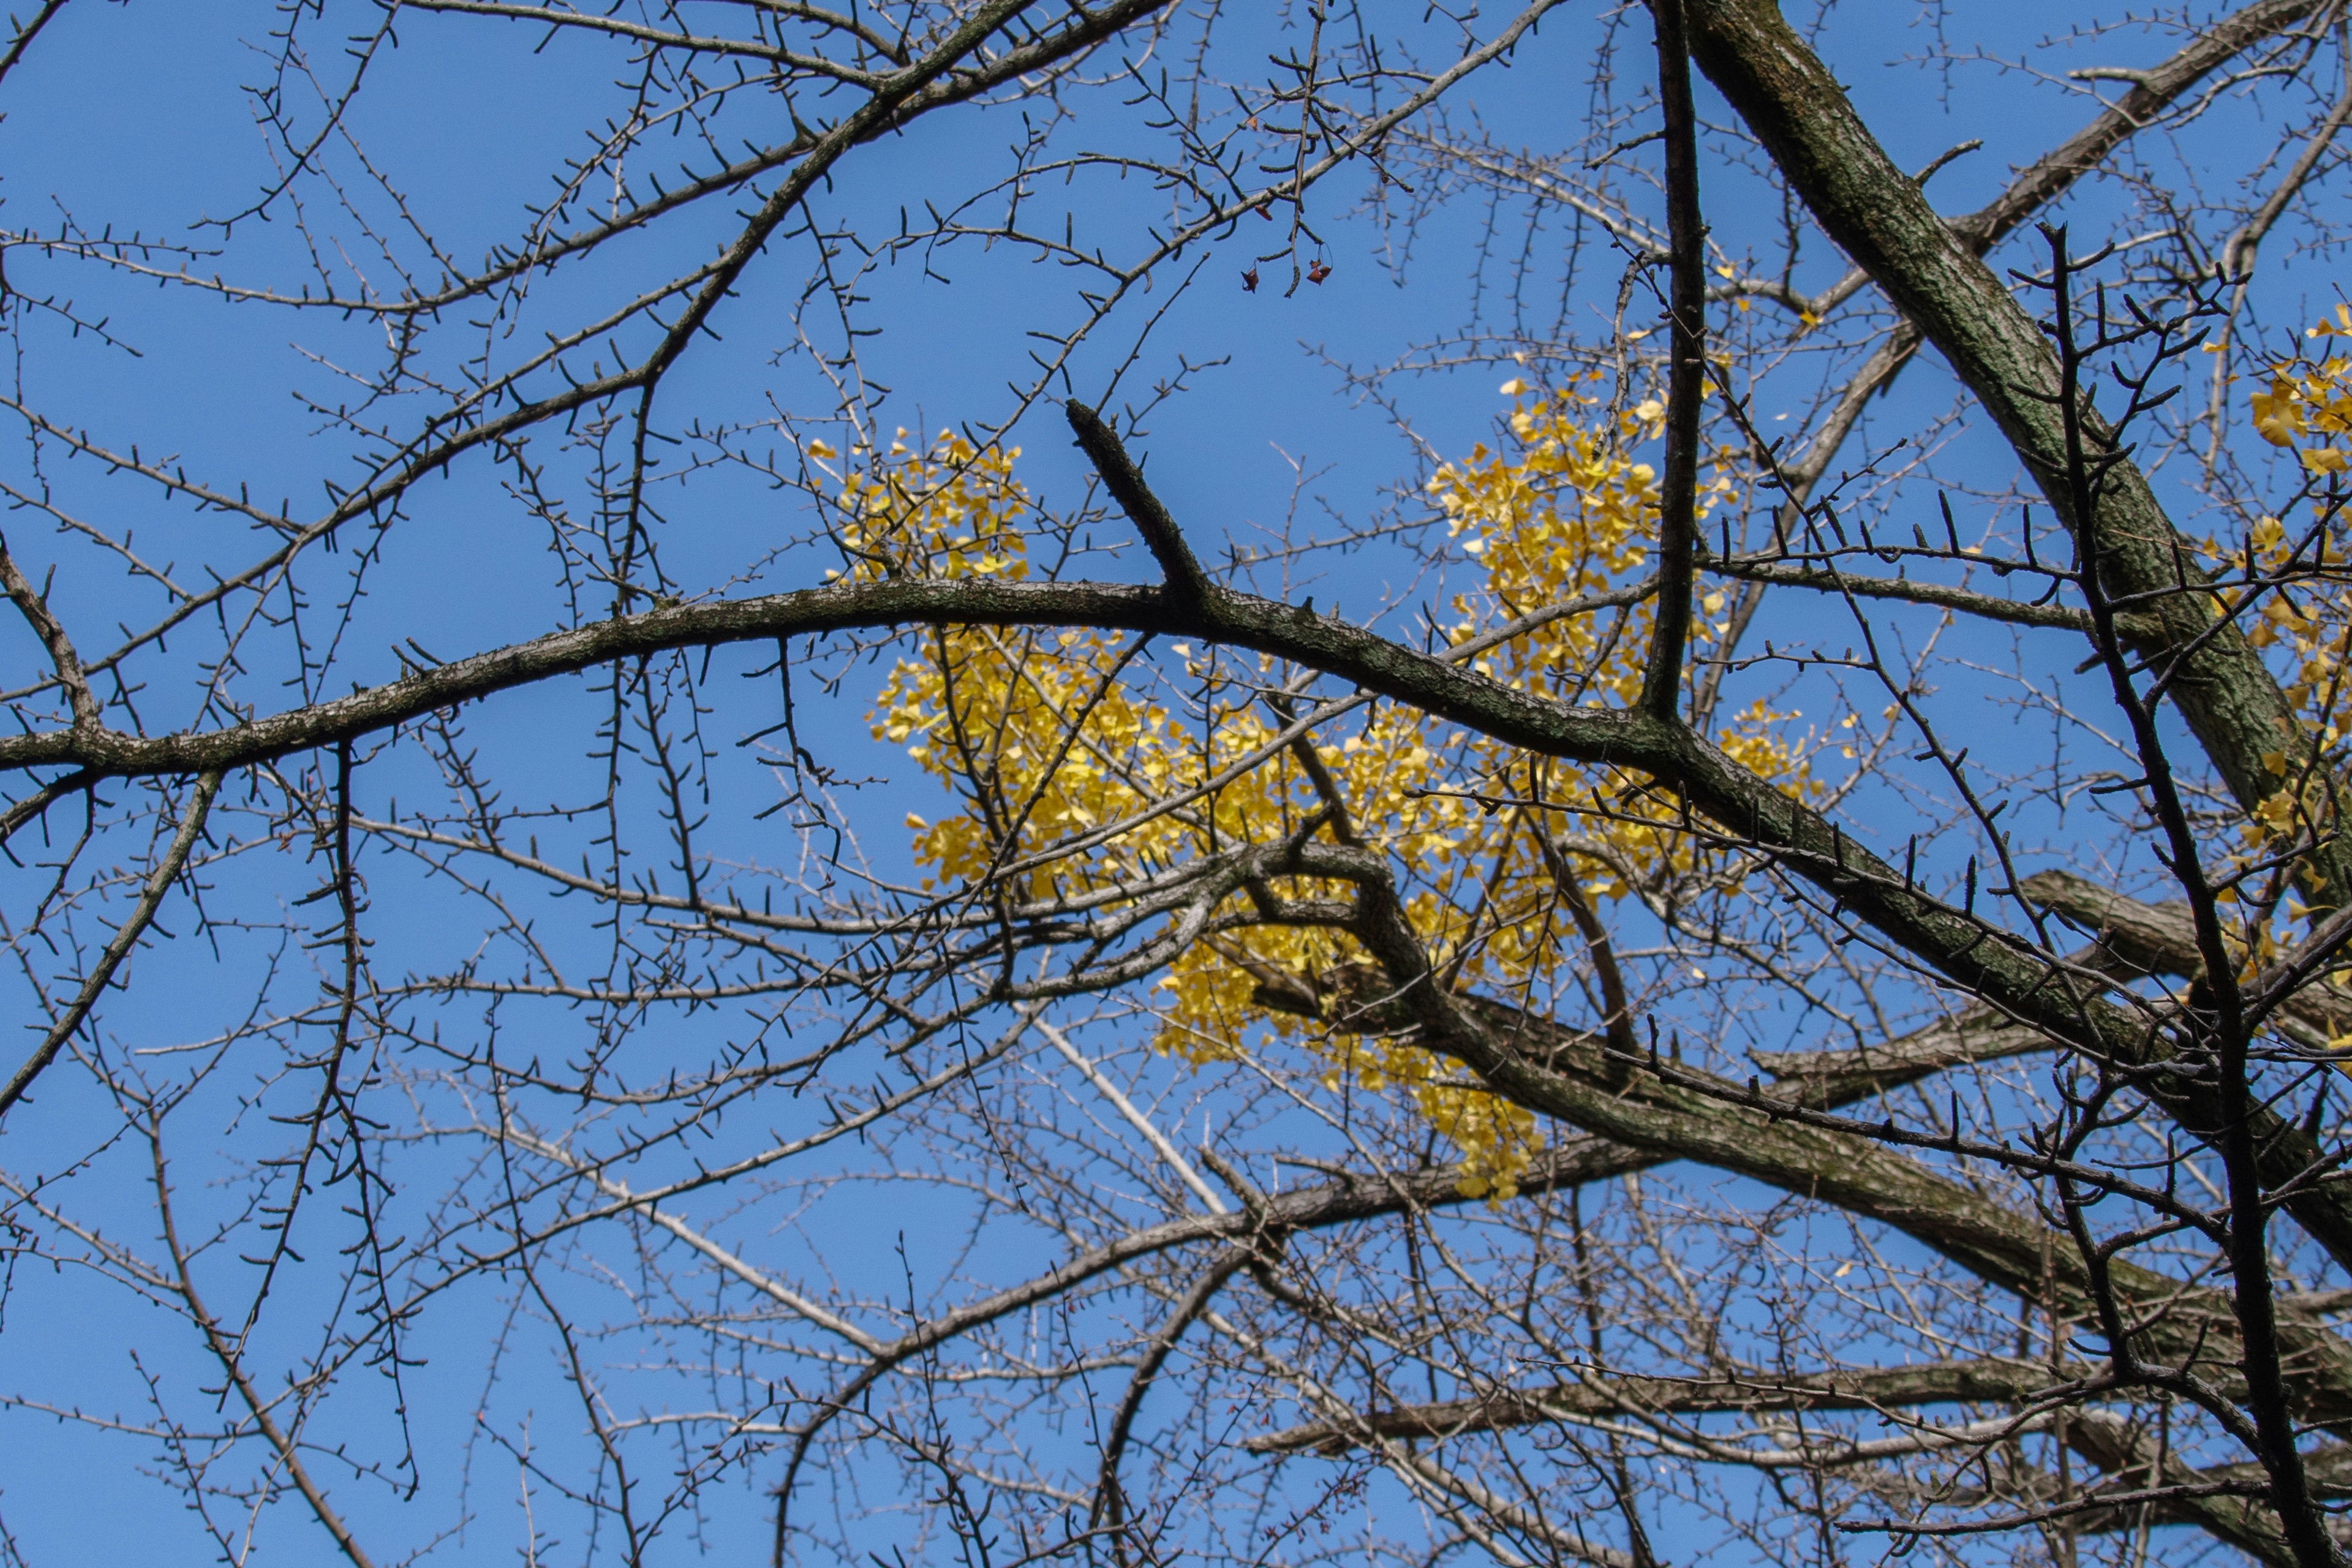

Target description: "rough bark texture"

left=2025, top=867, right=2352, bottom=1036
left=1684, top=0, right=2352, bottom=910
left=1950, top=0, right=2332, bottom=250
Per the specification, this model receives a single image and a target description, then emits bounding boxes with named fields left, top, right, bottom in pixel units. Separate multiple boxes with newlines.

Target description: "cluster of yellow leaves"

left=852, top=388, right=1807, bottom=1197
left=2207, top=311, right=2352, bottom=945
left=2211, top=510, right=2352, bottom=889
left=1438, top=377, right=1792, bottom=794
left=2250, top=304, right=2352, bottom=474
left=824, top=429, right=1031, bottom=584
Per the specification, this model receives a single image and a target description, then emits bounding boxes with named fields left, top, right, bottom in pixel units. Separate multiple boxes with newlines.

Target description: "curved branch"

left=1090, top=1251, right=1248, bottom=1552
left=17, top=559, right=2352, bottom=1265
left=0, top=771, right=220, bottom=1121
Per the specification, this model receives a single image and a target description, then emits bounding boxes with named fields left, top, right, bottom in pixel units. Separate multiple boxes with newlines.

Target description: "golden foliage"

left=2250, top=304, right=2352, bottom=471
left=2217, top=312, right=2352, bottom=902
left=847, top=389, right=1809, bottom=1196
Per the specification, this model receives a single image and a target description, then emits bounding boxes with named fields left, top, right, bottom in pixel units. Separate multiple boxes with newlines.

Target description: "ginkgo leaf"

left=863, top=388, right=1814, bottom=1196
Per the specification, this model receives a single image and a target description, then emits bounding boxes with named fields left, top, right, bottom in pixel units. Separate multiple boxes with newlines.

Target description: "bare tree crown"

left=7, top=3, right=2352, bottom=1566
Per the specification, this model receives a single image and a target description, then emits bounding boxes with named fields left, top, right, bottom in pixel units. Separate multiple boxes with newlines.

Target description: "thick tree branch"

left=1639, top=0, right=1705, bottom=718
left=2024, top=868, right=2352, bottom=1036
left=16, top=559, right=2352, bottom=1266
left=1303, top=847, right=2352, bottom=1431
left=1698, top=0, right=2324, bottom=726
left=1065, top=400, right=1210, bottom=606
left=1684, top=0, right=2352, bottom=912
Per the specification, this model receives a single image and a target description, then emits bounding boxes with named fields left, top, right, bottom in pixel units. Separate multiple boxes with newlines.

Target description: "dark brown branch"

left=1529, top=822, right=1639, bottom=1067
left=2024, top=867, right=2352, bottom=1039
left=1065, top=400, right=1209, bottom=606
left=0, top=770, right=220, bottom=1121
left=1953, top=0, right=2336, bottom=252
left=1705, top=554, right=2163, bottom=643
left=0, top=529, right=99, bottom=729
left=1685, top=0, right=2352, bottom=913
left=2046, top=228, right=2319, bottom=1562
left=1638, top=0, right=1705, bottom=719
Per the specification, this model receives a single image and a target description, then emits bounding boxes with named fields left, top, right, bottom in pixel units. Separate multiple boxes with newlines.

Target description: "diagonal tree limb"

left=0, top=529, right=99, bottom=729
left=1090, top=1250, right=1249, bottom=1555
left=1302, top=841, right=2352, bottom=1424
left=1954, top=0, right=2340, bottom=254
left=2063, top=1409, right=2331, bottom=1566
left=1684, top=0, right=2352, bottom=914
left=2026, top=867, right=2352, bottom=1048
left=1704, top=554, right=2158, bottom=641
left=0, top=0, right=67, bottom=92
left=1066, top=399, right=1210, bottom=606
left=152, top=1115, right=379, bottom=1568
left=1698, top=0, right=2329, bottom=728
left=1787, top=0, right=2335, bottom=325
left=0, top=769, right=221, bottom=1121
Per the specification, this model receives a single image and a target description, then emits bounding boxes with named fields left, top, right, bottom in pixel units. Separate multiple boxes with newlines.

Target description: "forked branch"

left=1066, top=399, right=1210, bottom=606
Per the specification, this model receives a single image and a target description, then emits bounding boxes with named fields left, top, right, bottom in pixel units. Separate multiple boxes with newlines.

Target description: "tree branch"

left=1639, top=0, right=1705, bottom=718
left=1954, top=0, right=2336, bottom=252
left=1684, top=0, right=2352, bottom=913
left=1246, top=1357, right=2079, bottom=1453
left=14, top=565, right=2352, bottom=1267
left=0, top=770, right=219, bottom=1121
left=0, top=529, right=99, bottom=729
left=1065, top=399, right=1210, bottom=606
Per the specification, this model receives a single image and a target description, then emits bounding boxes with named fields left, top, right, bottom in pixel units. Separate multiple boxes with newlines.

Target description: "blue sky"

left=0, top=3, right=2334, bottom=1564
